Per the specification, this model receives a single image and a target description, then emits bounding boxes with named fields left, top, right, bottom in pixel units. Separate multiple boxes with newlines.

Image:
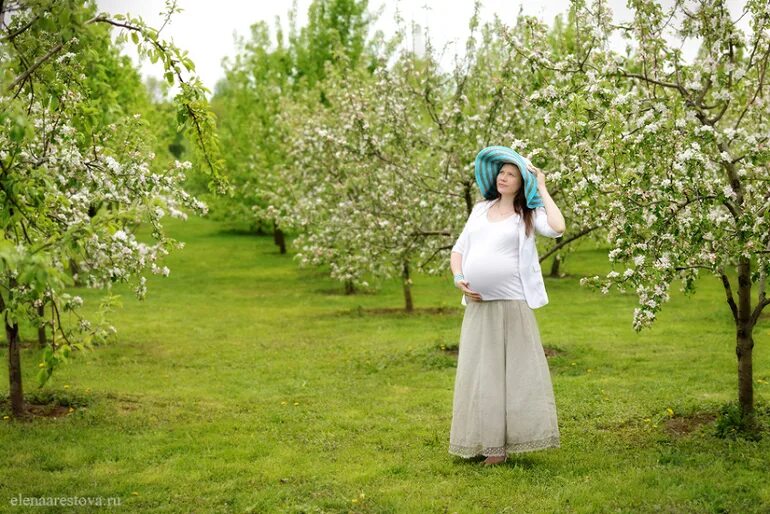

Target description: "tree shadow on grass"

left=451, top=453, right=540, bottom=469
left=212, top=227, right=265, bottom=238
left=326, top=305, right=461, bottom=318
left=313, top=287, right=380, bottom=296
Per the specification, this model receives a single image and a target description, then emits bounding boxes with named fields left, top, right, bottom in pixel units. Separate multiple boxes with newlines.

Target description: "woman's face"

left=496, top=163, right=522, bottom=194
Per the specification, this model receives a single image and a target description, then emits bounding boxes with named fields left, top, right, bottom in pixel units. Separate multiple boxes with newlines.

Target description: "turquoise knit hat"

left=474, top=146, right=544, bottom=208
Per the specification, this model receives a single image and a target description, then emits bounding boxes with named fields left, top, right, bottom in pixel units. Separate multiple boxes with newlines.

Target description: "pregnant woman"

left=448, top=146, right=566, bottom=466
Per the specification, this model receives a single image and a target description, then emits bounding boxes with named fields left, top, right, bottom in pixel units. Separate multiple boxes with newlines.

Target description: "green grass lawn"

left=1, top=214, right=769, bottom=513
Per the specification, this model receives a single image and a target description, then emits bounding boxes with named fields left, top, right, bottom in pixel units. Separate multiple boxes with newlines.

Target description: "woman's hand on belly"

left=456, top=279, right=482, bottom=302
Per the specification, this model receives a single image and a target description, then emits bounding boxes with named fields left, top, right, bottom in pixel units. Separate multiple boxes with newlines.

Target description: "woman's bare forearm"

left=451, top=251, right=463, bottom=277
left=538, top=186, right=566, bottom=234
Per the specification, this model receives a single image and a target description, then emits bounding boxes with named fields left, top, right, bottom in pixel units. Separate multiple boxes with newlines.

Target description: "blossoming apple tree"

left=511, top=0, right=770, bottom=421
left=0, top=0, right=226, bottom=417
left=268, top=8, right=605, bottom=309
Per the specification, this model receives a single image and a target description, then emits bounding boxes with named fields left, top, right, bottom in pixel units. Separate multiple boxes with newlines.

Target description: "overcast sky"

left=95, top=1, right=748, bottom=97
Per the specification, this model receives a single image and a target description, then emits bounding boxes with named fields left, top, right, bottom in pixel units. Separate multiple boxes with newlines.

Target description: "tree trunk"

left=273, top=220, right=286, bottom=254
left=736, top=257, right=754, bottom=418
left=69, top=257, right=77, bottom=276
left=402, top=260, right=414, bottom=312
left=344, top=279, right=355, bottom=295
left=6, top=321, right=24, bottom=417
left=549, top=252, right=562, bottom=278
left=37, top=303, right=46, bottom=347
left=0, top=283, right=25, bottom=417
left=736, top=327, right=754, bottom=418
left=463, top=186, right=473, bottom=214
left=548, top=236, right=565, bottom=277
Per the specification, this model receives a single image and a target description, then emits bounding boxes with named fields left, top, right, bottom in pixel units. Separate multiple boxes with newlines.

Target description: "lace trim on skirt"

left=448, top=434, right=560, bottom=458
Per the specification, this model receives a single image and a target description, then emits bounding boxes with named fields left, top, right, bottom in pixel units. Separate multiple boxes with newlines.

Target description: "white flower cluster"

left=0, top=97, right=204, bottom=313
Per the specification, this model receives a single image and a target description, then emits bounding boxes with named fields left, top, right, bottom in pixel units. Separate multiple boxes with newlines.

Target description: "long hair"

left=491, top=162, right=535, bottom=238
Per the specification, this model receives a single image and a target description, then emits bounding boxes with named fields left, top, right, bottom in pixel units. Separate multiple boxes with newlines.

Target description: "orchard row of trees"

left=1, top=0, right=767, bottom=428
left=209, top=0, right=769, bottom=423
left=211, top=2, right=604, bottom=302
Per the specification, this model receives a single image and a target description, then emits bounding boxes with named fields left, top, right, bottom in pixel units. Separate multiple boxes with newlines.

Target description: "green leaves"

left=5, top=112, right=30, bottom=143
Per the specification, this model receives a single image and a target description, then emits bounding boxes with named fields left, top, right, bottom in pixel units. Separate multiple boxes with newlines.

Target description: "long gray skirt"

left=448, top=299, right=560, bottom=458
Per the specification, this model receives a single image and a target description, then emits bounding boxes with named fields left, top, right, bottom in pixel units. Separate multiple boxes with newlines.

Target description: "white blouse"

left=451, top=199, right=526, bottom=302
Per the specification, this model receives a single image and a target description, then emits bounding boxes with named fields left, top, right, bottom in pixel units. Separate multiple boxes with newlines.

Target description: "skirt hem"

left=448, top=434, right=560, bottom=459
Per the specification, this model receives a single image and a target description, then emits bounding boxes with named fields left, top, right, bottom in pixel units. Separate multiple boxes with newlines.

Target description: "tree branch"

left=750, top=296, right=769, bottom=327
left=1, top=13, right=39, bottom=42
left=720, top=272, right=739, bottom=323
left=411, top=230, right=452, bottom=237
left=417, top=244, right=452, bottom=270
left=617, top=71, right=688, bottom=97
left=6, top=40, right=63, bottom=91
left=538, top=225, right=600, bottom=262
left=89, top=15, right=221, bottom=180
left=751, top=247, right=768, bottom=327
left=733, top=42, right=770, bottom=132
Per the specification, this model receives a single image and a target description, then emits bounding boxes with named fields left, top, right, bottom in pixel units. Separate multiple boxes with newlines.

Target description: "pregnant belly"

left=463, top=253, right=522, bottom=299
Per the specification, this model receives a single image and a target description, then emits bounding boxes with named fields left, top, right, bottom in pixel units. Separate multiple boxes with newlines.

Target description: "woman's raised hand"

left=526, top=161, right=547, bottom=190
left=456, top=279, right=482, bottom=302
